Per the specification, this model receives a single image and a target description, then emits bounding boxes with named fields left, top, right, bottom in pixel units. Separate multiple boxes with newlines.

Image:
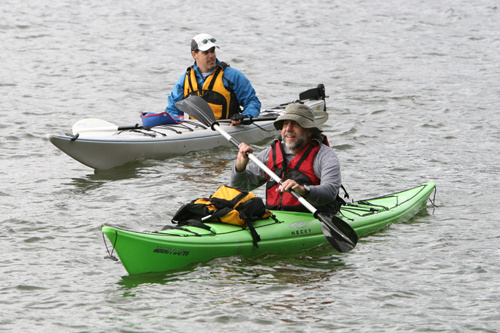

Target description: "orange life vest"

left=183, top=62, right=241, bottom=119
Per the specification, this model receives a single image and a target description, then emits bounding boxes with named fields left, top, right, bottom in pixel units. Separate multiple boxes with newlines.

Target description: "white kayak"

left=47, top=85, right=329, bottom=170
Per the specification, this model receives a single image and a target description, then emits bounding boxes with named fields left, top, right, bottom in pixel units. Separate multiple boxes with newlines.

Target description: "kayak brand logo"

left=289, top=221, right=312, bottom=236
left=153, top=246, right=190, bottom=257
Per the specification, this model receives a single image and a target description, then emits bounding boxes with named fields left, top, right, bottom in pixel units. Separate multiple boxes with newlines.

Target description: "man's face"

left=192, top=47, right=217, bottom=73
left=281, top=120, right=311, bottom=152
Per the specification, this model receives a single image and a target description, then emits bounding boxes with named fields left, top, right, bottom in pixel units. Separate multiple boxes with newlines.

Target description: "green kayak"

left=102, top=182, right=435, bottom=275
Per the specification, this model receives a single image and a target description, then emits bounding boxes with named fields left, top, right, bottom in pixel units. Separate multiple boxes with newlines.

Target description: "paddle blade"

left=317, top=213, right=358, bottom=253
left=176, top=96, right=216, bottom=127
left=72, top=118, right=119, bottom=134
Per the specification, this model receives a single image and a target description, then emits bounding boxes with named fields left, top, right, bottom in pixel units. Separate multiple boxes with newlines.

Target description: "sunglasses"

left=201, top=38, right=216, bottom=44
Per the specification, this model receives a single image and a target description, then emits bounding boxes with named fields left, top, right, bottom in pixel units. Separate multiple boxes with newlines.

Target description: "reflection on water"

left=210, top=252, right=349, bottom=285
left=91, top=164, right=144, bottom=180
left=175, top=157, right=232, bottom=185
left=65, top=177, right=106, bottom=193
left=118, top=269, right=196, bottom=289
left=63, top=161, right=156, bottom=192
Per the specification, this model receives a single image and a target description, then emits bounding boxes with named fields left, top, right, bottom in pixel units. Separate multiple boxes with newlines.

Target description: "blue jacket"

left=165, top=60, right=261, bottom=118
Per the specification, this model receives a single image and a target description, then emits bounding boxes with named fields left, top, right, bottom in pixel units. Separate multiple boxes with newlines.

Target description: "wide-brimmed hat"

left=274, top=103, right=322, bottom=133
left=191, top=33, right=219, bottom=52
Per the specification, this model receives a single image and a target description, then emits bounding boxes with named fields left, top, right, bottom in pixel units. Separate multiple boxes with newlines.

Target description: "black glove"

left=231, top=114, right=246, bottom=122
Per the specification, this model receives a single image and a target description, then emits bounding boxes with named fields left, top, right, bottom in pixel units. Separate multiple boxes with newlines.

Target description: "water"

left=1, top=0, right=499, bottom=331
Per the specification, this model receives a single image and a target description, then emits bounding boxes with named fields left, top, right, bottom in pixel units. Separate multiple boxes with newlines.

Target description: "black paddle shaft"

left=117, top=124, right=143, bottom=131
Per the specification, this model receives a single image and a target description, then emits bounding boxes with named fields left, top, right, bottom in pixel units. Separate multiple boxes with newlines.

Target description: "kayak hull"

left=48, top=99, right=327, bottom=170
left=102, top=182, right=436, bottom=275
left=48, top=122, right=276, bottom=170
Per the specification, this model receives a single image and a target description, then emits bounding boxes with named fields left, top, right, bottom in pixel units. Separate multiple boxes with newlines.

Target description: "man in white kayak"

left=230, top=103, right=345, bottom=214
left=165, top=33, right=261, bottom=126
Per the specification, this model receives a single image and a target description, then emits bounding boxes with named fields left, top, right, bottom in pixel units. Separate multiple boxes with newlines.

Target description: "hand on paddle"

left=278, top=179, right=308, bottom=197
left=235, top=142, right=253, bottom=172
left=230, top=114, right=247, bottom=126
left=236, top=143, right=307, bottom=196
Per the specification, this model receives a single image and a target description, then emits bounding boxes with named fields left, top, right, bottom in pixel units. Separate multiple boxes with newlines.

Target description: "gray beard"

left=285, top=137, right=306, bottom=151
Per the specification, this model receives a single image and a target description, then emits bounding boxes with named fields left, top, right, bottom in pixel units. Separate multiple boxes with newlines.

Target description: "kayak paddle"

left=176, top=96, right=358, bottom=253
left=217, top=116, right=279, bottom=125
left=72, top=118, right=143, bottom=134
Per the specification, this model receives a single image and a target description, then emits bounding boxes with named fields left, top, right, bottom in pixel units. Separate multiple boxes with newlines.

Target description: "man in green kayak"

left=165, top=33, right=261, bottom=126
left=230, top=103, right=344, bottom=214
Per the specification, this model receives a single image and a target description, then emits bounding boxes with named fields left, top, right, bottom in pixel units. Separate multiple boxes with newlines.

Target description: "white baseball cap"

left=191, top=33, right=219, bottom=52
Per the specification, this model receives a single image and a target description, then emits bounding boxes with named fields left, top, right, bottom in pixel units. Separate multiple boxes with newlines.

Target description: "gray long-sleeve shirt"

left=230, top=141, right=341, bottom=208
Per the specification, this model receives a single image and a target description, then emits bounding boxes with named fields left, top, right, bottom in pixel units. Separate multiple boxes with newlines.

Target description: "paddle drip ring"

left=210, top=122, right=220, bottom=131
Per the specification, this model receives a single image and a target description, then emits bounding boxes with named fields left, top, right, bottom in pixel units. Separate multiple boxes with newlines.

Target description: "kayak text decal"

left=153, top=246, right=190, bottom=256
left=289, top=222, right=312, bottom=236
